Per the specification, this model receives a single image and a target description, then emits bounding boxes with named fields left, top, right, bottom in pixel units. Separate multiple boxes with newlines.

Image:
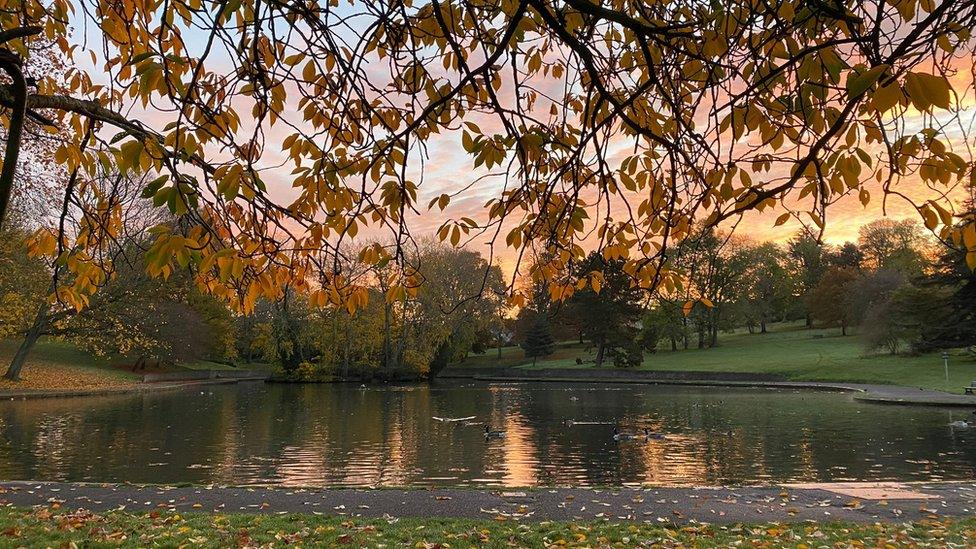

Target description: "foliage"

left=846, top=269, right=907, bottom=326
left=807, top=267, right=860, bottom=335
left=860, top=298, right=911, bottom=355
left=520, top=315, right=555, bottom=364
left=0, top=223, right=48, bottom=339
left=858, top=219, right=929, bottom=275
left=0, top=0, right=970, bottom=316
left=736, top=243, right=796, bottom=334
left=665, top=229, right=751, bottom=348
left=568, top=253, right=644, bottom=367
left=641, top=301, right=688, bottom=353
left=787, top=233, right=828, bottom=325
left=239, top=244, right=505, bottom=379
left=828, top=242, right=865, bottom=270
left=910, top=227, right=976, bottom=351
left=187, top=289, right=239, bottom=362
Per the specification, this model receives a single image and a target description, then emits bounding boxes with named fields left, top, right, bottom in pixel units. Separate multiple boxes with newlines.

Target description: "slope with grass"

left=0, top=338, right=271, bottom=392
left=0, top=339, right=140, bottom=391
left=456, top=323, right=976, bottom=393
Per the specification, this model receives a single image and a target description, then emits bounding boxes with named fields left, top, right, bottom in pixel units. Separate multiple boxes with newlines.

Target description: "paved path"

left=2, top=481, right=975, bottom=524
left=846, top=383, right=976, bottom=406
left=442, top=369, right=976, bottom=407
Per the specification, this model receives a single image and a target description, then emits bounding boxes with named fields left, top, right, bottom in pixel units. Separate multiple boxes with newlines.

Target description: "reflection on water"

left=0, top=381, right=973, bottom=487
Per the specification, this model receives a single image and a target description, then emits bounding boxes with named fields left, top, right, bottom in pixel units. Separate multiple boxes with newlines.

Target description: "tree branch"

left=0, top=49, right=27, bottom=229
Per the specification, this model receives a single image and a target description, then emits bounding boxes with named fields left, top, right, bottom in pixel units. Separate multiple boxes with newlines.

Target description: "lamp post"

left=942, top=351, right=950, bottom=390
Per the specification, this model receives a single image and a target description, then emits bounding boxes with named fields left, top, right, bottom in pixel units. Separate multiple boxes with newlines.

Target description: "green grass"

left=180, top=359, right=273, bottom=372
left=0, top=338, right=269, bottom=391
left=0, top=338, right=139, bottom=381
left=459, top=323, right=976, bottom=393
left=0, top=506, right=970, bottom=548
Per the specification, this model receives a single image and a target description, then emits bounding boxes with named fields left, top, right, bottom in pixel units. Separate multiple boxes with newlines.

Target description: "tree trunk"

left=594, top=340, right=607, bottom=368
left=670, top=337, right=677, bottom=351
left=682, top=318, right=689, bottom=349
left=4, top=301, right=48, bottom=381
left=382, top=302, right=393, bottom=369
left=342, top=322, right=351, bottom=379
left=760, top=318, right=767, bottom=334
left=0, top=51, right=28, bottom=229
left=841, top=322, right=847, bottom=336
left=805, top=313, right=813, bottom=328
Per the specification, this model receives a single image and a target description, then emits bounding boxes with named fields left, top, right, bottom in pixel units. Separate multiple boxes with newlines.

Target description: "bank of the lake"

left=438, top=368, right=976, bottom=407
left=454, top=322, right=976, bottom=395
left=0, top=338, right=271, bottom=397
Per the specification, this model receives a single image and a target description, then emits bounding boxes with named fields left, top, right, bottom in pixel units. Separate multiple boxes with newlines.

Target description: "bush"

left=275, top=360, right=335, bottom=382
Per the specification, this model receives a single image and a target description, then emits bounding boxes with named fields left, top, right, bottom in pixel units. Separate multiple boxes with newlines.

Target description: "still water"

left=0, top=381, right=973, bottom=487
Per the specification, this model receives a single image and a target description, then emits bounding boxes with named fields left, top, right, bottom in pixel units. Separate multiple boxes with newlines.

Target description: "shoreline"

left=2, top=365, right=975, bottom=407
left=1, top=480, right=973, bottom=524
left=0, top=374, right=268, bottom=401
left=439, top=367, right=976, bottom=407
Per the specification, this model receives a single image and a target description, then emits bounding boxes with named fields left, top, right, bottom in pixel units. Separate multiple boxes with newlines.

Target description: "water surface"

left=0, top=381, right=973, bottom=487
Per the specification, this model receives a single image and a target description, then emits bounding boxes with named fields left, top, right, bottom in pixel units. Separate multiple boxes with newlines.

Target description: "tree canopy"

left=0, top=0, right=974, bottom=311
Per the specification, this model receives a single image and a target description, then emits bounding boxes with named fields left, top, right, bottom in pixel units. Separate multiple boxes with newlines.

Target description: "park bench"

left=965, top=382, right=976, bottom=395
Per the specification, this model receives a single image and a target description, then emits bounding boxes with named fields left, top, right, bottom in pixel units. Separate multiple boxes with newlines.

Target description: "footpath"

left=0, top=480, right=973, bottom=524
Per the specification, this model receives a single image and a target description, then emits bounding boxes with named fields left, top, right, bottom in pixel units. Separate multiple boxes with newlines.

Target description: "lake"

left=0, top=381, right=973, bottom=487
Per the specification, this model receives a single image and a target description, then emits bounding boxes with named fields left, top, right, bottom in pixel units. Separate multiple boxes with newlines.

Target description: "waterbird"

left=484, top=424, right=505, bottom=439
left=950, top=420, right=971, bottom=428
left=644, top=428, right=666, bottom=440
left=612, top=426, right=641, bottom=441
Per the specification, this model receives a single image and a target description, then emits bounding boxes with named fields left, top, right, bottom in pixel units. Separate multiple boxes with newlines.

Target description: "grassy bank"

left=0, top=339, right=139, bottom=391
left=458, top=323, right=976, bottom=393
left=0, top=506, right=970, bottom=548
left=0, top=339, right=270, bottom=392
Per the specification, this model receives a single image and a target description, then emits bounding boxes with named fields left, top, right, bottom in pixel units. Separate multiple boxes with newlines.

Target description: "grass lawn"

left=0, top=339, right=140, bottom=392
left=0, top=339, right=268, bottom=392
left=0, top=506, right=970, bottom=548
left=180, top=359, right=273, bottom=372
left=458, top=323, right=976, bottom=393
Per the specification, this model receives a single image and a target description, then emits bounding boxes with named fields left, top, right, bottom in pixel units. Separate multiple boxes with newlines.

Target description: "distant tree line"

left=0, top=172, right=508, bottom=382
left=515, top=204, right=976, bottom=366
left=0, top=167, right=972, bottom=379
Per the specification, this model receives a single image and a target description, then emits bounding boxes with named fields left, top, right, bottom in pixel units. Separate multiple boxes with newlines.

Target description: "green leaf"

left=846, top=64, right=888, bottom=98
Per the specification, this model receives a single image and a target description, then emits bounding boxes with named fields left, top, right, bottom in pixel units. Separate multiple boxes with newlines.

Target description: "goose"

left=612, top=426, right=641, bottom=441
left=950, top=420, right=971, bottom=428
left=484, top=424, right=505, bottom=439
left=643, top=428, right=666, bottom=440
